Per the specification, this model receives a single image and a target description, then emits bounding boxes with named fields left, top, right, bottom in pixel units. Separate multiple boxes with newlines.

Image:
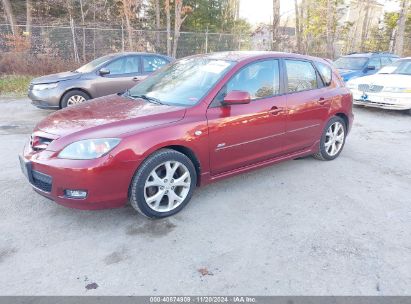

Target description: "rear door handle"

left=318, top=97, right=326, bottom=105
left=268, top=106, right=283, bottom=115
left=132, top=76, right=142, bottom=82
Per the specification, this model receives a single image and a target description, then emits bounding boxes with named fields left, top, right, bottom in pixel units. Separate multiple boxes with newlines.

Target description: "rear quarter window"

left=314, top=61, right=332, bottom=86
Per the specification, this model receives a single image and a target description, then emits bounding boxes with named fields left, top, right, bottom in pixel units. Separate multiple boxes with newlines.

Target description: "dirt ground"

left=0, top=98, right=410, bottom=295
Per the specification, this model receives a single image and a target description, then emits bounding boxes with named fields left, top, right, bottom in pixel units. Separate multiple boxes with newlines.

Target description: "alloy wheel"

left=144, top=161, right=191, bottom=212
left=67, top=95, right=86, bottom=106
left=324, top=121, right=345, bottom=156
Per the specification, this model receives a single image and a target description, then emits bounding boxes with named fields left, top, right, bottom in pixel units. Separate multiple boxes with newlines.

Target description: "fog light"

left=65, top=189, right=87, bottom=199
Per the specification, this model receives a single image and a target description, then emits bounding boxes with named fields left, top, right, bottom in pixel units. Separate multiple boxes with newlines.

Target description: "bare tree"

left=165, top=0, right=171, bottom=56
left=394, top=0, right=410, bottom=56
left=79, top=0, right=87, bottom=61
left=155, top=0, right=161, bottom=47
left=26, top=0, right=32, bottom=34
left=360, top=0, right=371, bottom=51
left=1, top=0, right=17, bottom=34
left=294, top=0, right=301, bottom=53
left=326, top=0, right=336, bottom=58
left=272, top=0, right=280, bottom=51
left=173, top=0, right=191, bottom=58
left=122, top=0, right=135, bottom=50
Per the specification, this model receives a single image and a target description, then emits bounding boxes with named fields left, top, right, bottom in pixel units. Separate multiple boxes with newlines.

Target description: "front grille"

left=358, top=84, right=384, bottom=93
left=32, top=170, right=52, bottom=192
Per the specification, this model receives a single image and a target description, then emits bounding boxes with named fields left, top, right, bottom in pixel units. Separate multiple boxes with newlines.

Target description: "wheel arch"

left=162, top=145, right=201, bottom=186
left=59, top=88, right=92, bottom=108
left=335, top=112, right=349, bottom=130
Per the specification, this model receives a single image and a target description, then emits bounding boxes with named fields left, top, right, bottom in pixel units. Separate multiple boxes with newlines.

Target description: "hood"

left=349, top=73, right=411, bottom=87
left=337, top=69, right=361, bottom=80
left=35, top=94, right=186, bottom=140
left=31, top=71, right=82, bottom=84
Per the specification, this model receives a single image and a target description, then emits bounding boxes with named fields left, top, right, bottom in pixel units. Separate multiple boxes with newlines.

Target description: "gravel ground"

left=0, top=98, right=410, bottom=295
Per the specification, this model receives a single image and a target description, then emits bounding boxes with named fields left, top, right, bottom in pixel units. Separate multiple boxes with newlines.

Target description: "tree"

left=272, top=0, right=280, bottom=50
left=326, top=0, right=337, bottom=58
left=26, top=0, right=32, bottom=34
left=1, top=0, right=17, bottom=34
left=395, top=0, right=410, bottom=56
left=155, top=0, right=161, bottom=47
left=294, top=0, right=301, bottom=53
left=172, top=0, right=192, bottom=58
left=165, top=0, right=171, bottom=56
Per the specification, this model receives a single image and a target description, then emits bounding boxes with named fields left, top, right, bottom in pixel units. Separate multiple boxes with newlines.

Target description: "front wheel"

left=61, top=90, right=90, bottom=108
left=129, top=149, right=197, bottom=218
left=313, top=116, right=347, bottom=161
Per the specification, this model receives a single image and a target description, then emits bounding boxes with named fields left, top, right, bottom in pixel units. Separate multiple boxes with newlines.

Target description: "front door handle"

left=318, top=97, right=326, bottom=105
left=268, top=106, right=283, bottom=115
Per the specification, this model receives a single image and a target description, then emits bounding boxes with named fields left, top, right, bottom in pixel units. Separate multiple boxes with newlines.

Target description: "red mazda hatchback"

left=20, top=52, right=353, bottom=218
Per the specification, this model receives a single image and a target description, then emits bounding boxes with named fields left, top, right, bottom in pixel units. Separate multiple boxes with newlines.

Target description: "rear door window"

left=381, top=57, right=392, bottom=66
left=367, top=57, right=381, bottom=70
left=285, top=60, right=318, bottom=92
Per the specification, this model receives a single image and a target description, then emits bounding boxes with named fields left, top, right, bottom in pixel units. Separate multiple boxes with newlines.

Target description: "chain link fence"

left=0, top=23, right=410, bottom=75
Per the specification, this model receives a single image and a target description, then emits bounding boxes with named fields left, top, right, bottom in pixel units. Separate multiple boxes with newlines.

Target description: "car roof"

left=190, top=51, right=328, bottom=64
left=106, top=52, right=172, bottom=59
left=341, top=52, right=398, bottom=58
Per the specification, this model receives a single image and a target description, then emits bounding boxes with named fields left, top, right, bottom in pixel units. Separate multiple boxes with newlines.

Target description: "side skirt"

left=199, top=140, right=320, bottom=186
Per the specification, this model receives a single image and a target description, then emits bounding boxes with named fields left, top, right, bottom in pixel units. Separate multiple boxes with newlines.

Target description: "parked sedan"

left=20, top=52, right=353, bottom=218
left=347, top=57, right=411, bottom=114
left=28, top=52, right=172, bottom=109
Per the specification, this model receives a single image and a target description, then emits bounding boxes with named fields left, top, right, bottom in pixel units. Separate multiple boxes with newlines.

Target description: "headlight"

left=382, top=87, right=411, bottom=93
left=32, top=82, right=58, bottom=91
left=346, top=82, right=357, bottom=90
left=58, top=138, right=121, bottom=159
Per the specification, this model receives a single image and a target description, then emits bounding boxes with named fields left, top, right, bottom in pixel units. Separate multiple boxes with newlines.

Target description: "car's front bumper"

left=352, top=90, right=411, bottom=110
left=28, top=85, right=62, bottom=109
left=20, top=141, right=141, bottom=210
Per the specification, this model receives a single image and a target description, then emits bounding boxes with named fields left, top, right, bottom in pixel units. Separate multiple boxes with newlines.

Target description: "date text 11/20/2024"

left=149, top=297, right=257, bottom=303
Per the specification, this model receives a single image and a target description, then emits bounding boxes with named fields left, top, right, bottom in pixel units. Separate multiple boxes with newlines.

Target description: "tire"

left=313, top=116, right=347, bottom=161
left=129, top=149, right=197, bottom=218
left=61, top=90, right=90, bottom=108
left=405, top=109, right=411, bottom=116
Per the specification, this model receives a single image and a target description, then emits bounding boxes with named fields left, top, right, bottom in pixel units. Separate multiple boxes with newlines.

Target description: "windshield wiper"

left=128, top=92, right=165, bottom=105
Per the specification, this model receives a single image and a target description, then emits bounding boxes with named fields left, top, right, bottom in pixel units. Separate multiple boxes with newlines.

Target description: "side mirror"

left=99, top=68, right=110, bottom=76
left=366, top=65, right=376, bottom=71
left=223, top=90, right=251, bottom=105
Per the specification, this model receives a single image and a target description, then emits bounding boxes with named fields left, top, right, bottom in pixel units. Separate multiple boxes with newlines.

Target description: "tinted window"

left=226, top=60, right=280, bottom=100
left=315, top=61, right=332, bottom=86
left=143, top=56, right=169, bottom=73
left=381, top=57, right=392, bottom=66
left=285, top=60, right=317, bottom=92
left=105, top=56, right=139, bottom=75
left=368, top=57, right=381, bottom=69
left=334, top=57, right=368, bottom=70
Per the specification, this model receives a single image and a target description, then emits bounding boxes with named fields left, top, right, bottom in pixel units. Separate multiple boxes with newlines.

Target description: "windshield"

left=75, top=54, right=116, bottom=73
left=334, top=57, right=368, bottom=70
left=378, top=60, right=411, bottom=75
left=128, top=57, right=235, bottom=106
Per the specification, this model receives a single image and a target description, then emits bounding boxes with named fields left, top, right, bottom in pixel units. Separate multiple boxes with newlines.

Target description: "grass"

left=0, top=75, right=33, bottom=97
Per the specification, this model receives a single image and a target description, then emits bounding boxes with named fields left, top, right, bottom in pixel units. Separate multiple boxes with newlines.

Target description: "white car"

left=347, top=57, right=411, bottom=114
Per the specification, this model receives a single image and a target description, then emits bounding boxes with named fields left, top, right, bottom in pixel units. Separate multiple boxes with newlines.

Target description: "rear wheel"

left=61, top=90, right=90, bottom=108
left=129, top=149, right=197, bottom=218
left=313, top=116, right=346, bottom=161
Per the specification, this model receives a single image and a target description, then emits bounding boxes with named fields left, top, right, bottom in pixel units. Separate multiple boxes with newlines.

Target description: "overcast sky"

left=239, top=0, right=401, bottom=25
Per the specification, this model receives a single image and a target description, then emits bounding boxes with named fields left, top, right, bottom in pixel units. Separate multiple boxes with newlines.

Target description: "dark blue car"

left=334, top=52, right=399, bottom=82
